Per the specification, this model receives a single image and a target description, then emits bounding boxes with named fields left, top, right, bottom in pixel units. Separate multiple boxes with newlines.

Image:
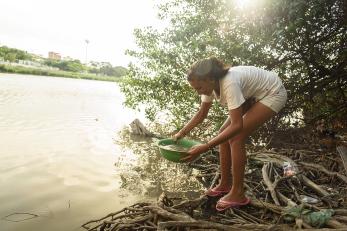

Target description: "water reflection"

left=115, top=129, right=204, bottom=199
left=0, top=74, right=204, bottom=231
left=0, top=74, right=156, bottom=231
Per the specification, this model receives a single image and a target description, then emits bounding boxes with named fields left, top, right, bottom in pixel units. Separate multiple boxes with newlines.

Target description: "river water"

left=0, top=74, right=202, bottom=231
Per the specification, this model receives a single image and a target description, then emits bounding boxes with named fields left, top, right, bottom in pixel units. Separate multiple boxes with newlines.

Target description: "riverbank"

left=82, top=142, right=347, bottom=230
left=0, top=64, right=122, bottom=82
left=81, top=124, right=347, bottom=230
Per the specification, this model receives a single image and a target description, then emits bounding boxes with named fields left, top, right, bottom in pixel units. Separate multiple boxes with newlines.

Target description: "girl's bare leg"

left=211, top=98, right=257, bottom=191
left=209, top=118, right=232, bottom=190
left=216, top=141, right=232, bottom=189
left=222, top=102, right=276, bottom=202
left=227, top=139, right=246, bottom=201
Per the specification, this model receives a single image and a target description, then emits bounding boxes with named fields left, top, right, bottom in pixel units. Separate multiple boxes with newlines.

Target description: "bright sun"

left=234, top=0, right=253, bottom=9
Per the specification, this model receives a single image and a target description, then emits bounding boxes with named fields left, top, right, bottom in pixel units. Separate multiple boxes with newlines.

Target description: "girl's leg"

left=228, top=139, right=246, bottom=201
left=222, top=102, right=276, bottom=202
left=208, top=118, right=232, bottom=191
left=216, top=141, right=232, bottom=189
left=209, top=98, right=257, bottom=192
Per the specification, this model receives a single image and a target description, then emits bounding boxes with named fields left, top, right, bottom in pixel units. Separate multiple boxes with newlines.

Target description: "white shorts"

left=259, top=85, right=287, bottom=113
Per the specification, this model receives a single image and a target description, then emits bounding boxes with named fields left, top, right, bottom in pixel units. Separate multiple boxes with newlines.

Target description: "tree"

left=5, top=53, right=17, bottom=62
left=120, top=0, right=346, bottom=137
left=88, top=61, right=128, bottom=77
left=0, top=46, right=32, bottom=62
left=44, top=59, right=85, bottom=72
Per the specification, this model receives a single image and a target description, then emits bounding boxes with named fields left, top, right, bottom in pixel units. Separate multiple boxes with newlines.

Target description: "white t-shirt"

left=201, top=66, right=283, bottom=110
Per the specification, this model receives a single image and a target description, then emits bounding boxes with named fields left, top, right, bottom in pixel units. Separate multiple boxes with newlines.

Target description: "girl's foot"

left=220, top=193, right=246, bottom=203
left=215, top=190, right=249, bottom=210
left=216, top=197, right=251, bottom=211
left=204, top=185, right=231, bottom=197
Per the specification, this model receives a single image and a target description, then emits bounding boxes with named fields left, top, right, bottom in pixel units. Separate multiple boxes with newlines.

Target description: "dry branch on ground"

left=82, top=139, right=347, bottom=230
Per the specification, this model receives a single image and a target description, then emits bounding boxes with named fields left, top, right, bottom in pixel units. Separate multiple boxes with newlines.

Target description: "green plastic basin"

left=157, top=138, right=201, bottom=163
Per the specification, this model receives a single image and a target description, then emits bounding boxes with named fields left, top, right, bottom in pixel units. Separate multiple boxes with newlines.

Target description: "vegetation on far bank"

left=0, top=45, right=127, bottom=81
left=0, top=64, right=122, bottom=82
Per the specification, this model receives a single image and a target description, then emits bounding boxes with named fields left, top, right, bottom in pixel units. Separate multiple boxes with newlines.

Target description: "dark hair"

left=187, top=57, right=230, bottom=81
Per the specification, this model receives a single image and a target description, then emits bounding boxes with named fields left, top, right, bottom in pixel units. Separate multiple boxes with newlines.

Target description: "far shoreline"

left=0, top=64, right=123, bottom=82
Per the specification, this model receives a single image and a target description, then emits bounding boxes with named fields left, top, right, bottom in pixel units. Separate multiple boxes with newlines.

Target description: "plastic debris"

left=283, top=161, right=297, bottom=177
left=302, top=209, right=334, bottom=228
left=283, top=205, right=334, bottom=228
left=299, top=195, right=319, bottom=204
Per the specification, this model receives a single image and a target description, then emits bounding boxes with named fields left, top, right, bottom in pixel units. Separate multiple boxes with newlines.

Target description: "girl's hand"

left=180, top=143, right=209, bottom=162
left=172, top=131, right=185, bottom=142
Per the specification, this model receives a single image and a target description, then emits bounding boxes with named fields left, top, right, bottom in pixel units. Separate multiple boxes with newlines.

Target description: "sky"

left=0, top=0, right=163, bottom=66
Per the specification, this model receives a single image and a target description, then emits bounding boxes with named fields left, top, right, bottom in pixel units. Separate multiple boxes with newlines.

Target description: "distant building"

left=48, top=51, right=61, bottom=60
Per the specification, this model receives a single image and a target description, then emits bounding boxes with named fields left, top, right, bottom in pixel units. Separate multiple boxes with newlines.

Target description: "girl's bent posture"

left=173, top=57, right=287, bottom=211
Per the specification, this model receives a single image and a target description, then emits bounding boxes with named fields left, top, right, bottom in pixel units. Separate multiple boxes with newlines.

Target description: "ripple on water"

left=0, top=74, right=150, bottom=231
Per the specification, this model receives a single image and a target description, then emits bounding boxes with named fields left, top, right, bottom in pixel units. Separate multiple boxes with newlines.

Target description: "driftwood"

left=157, top=221, right=293, bottom=231
left=82, top=142, right=347, bottom=230
left=337, top=146, right=347, bottom=174
left=299, top=161, right=347, bottom=184
left=299, top=175, right=330, bottom=197
left=129, top=119, right=153, bottom=136
left=262, top=162, right=281, bottom=205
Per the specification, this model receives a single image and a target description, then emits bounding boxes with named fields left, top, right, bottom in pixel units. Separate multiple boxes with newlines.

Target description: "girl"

left=173, top=57, right=287, bottom=211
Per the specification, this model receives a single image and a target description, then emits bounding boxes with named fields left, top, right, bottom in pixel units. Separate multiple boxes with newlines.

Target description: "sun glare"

left=234, top=0, right=253, bottom=9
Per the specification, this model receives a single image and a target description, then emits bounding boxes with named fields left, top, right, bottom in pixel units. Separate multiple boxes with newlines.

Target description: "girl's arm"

left=218, top=117, right=231, bottom=133
left=206, top=106, right=243, bottom=148
left=181, top=106, right=243, bottom=162
left=175, top=101, right=212, bottom=138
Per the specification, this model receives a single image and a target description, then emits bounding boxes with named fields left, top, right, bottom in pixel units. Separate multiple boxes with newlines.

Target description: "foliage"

left=44, top=60, right=127, bottom=77
left=89, top=61, right=128, bottom=77
left=0, top=46, right=32, bottom=62
left=0, top=64, right=121, bottom=82
left=44, top=59, right=86, bottom=72
left=120, top=0, right=346, bottom=139
left=0, top=45, right=128, bottom=78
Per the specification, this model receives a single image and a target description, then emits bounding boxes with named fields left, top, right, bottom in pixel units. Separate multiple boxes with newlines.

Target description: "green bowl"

left=157, top=138, right=201, bottom=163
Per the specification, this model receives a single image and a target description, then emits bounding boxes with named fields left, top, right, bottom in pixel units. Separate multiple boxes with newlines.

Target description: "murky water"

left=0, top=74, right=203, bottom=231
left=159, top=144, right=191, bottom=153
